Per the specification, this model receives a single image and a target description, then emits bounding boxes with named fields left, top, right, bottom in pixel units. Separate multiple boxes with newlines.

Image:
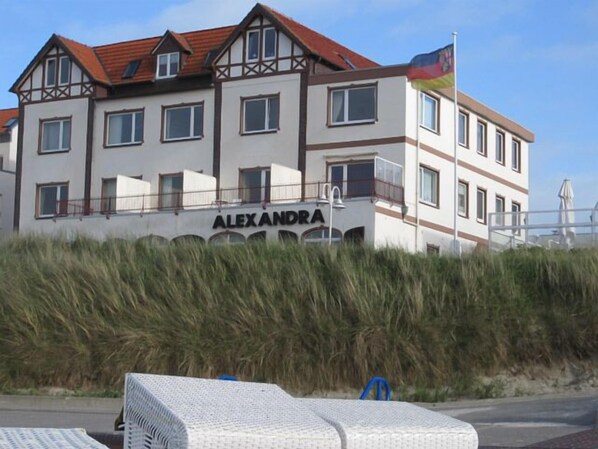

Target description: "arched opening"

left=344, top=226, right=365, bottom=245
left=209, top=232, right=246, bottom=245
left=172, top=235, right=205, bottom=245
left=302, top=227, right=342, bottom=246
left=278, top=230, right=298, bottom=243
left=247, top=231, right=266, bottom=242
left=137, top=234, right=168, bottom=245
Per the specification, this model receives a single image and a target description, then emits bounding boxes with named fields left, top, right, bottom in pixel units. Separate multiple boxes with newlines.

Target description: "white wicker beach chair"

left=299, top=398, right=478, bottom=449
left=0, top=428, right=108, bottom=449
left=123, top=373, right=341, bottom=449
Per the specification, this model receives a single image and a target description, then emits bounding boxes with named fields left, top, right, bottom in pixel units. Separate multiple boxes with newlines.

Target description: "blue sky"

left=0, top=0, right=596, bottom=211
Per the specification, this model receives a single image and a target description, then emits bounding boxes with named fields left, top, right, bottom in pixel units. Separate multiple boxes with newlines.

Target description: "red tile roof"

left=169, top=31, right=193, bottom=54
left=0, top=108, right=18, bottom=133
left=94, top=26, right=236, bottom=85
left=15, top=4, right=379, bottom=89
left=56, top=35, right=111, bottom=85
left=261, top=4, right=379, bottom=70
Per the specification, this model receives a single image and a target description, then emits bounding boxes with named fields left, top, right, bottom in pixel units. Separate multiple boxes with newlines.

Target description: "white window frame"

left=106, top=111, right=144, bottom=146
left=45, top=58, right=57, bottom=87
left=476, top=187, right=487, bottom=223
left=495, top=195, right=505, bottom=226
left=331, top=85, right=377, bottom=125
left=163, top=104, right=204, bottom=141
left=512, top=139, right=521, bottom=172
left=246, top=30, right=260, bottom=62
left=210, top=232, right=246, bottom=245
left=419, top=165, right=439, bottom=207
left=156, top=52, right=180, bottom=79
left=59, top=56, right=70, bottom=85
left=496, top=130, right=505, bottom=164
left=41, top=118, right=71, bottom=153
left=458, top=111, right=468, bottom=147
left=262, top=27, right=277, bottom=60
left=511, top=201, right=521, bottom=235
left=477, top=121, right=487, bottom=156
left=37, top=183, right=68, bottom=218
left=420, top=93, right=439, bottom=132
left=240, top=168, right=271, bottom=203
left=303, top=228, right=342, bottom=246
left=458, top=181, right=468, bottom=217
left=242, top=96, right=279, bottom=134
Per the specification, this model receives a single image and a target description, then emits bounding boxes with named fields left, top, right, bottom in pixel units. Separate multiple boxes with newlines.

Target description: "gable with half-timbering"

left=14, top=46, right=95, bottom=104
left=213, top=15, right=307, bottom=81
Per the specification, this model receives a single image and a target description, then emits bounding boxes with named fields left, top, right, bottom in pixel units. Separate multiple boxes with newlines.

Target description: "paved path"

left=421, top=392, right=598, bottom=447
left=0, top=391, right=596, bottom=448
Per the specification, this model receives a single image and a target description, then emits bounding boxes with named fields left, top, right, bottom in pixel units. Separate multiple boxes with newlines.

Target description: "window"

left=512, top=139, right=521, bottom=172
left=210, top=232, right=246, bottom=245
left=122, top=60, right=141, bottom=79
left=41, top=118, right=71, bottom=153
left=458, top=111, right=468, bottom=146
left=59, top=56, right=70, bottom=85
left=106, top=111, right=143, bottom=146
left=331, top=85, right=376, bottom=125
left=476, top=188, right=487, bottom=223
left=426, top=244, right=440, bottom=255
left=243, top=96, right=279, bottom=133
left=46, top=59, right=57, bottom=87
left=419, top=165, right=439, bottom=207
left=164, top=104, right=203, bottom=141
left=496, top=130, right=505, bottom=165
left=45, top=56, right=70, bottom=86
left=511, top=201, right=521, bottom=235
left=330, top=161, right=374, bottom=198
left=37, top=183, right=68, bottom=218
left=477, top=121, right=487, bottom=155
left=458, top=181, right=468, bottom=217
left=101, top=178, right=117, bottom=214
left=246, top=30, right=260, bottom=61
left=240, top=168, right=270, bottom=203
left=420, top=93, right=438, bottom=132
left=279, top=230, right=298, bottom=243
left=303, top=228, right=342, bottom=246
left=160, top=173, right=183, bottom=209
left=157, top=52, right=180, bottom=79
left=263, top=28, right=277, bottom=59
left=496, top=195, right=505, bottom=226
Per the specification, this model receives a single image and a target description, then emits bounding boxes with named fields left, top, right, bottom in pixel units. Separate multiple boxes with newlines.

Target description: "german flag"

left=407, top=44, right=454, bottom=90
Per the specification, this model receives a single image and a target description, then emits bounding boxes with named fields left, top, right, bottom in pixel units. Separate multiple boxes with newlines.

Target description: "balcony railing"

left=53, top=178, right=404, bottom=218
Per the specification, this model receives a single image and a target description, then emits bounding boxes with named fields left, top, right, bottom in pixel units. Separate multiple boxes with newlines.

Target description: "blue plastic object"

left=359, top=376, right=391, bottom=401
left=217, top=375, right=238, bottom=381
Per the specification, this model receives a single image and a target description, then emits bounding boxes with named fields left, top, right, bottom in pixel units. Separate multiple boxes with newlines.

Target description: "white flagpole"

left=452, top=31, right=461, bottom=255
left=415, top=88, right=420, bottom=252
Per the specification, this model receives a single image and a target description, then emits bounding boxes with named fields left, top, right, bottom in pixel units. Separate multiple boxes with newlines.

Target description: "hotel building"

left=9, top=3, right=534, bottom=252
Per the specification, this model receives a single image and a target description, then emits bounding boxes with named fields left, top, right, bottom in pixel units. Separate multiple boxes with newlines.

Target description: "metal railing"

left=489, top=207, right=598, bottom=251
left=54, top=178, right=404, bottom=219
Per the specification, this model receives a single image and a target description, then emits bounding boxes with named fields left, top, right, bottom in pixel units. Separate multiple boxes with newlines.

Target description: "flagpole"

left=452, top=31, right=461, bottom=255
left=415, top=88, right=420, bottom=252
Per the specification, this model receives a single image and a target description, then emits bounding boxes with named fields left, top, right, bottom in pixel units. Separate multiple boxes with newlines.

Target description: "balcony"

left=54, top=178, right=405, bottom=219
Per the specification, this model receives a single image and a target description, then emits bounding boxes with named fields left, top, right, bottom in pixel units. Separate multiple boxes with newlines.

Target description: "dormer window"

left=157, top=52, right=180, bottom=79
left=263, top=28, right=276, bottom=60
left=45, top=56, right=70, bottom=87
left=246, top=27, right=278, bottom=62
left=246, top=30, right=260, bottom=61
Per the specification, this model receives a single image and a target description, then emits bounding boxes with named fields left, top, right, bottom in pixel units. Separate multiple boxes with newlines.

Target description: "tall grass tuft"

left=0, top=237, right=596, bottom=394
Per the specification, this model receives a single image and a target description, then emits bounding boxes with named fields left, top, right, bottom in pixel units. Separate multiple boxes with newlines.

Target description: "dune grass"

left=0, top=236, right=596, bottom=397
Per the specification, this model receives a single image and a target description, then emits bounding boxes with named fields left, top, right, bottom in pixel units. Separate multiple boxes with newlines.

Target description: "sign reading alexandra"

left=212, top=209, right=325, bottom=230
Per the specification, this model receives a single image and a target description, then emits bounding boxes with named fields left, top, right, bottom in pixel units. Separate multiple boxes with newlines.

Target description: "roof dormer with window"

left=10, top=35, right=109, bottom=104
left=151, top=30, right=193, bottom=80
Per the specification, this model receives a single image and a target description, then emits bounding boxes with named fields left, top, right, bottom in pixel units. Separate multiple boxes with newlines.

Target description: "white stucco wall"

left=91, top=89, right=215, bottom=199
left=0, top=170, right=15, bottom=238
left=19, top=97, right=90, bottom=232
left=219, top=73, right=301, bottom=189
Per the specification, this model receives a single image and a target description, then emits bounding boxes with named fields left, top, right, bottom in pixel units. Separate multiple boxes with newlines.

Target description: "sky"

left=0, top=0, right=596, bottom=212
